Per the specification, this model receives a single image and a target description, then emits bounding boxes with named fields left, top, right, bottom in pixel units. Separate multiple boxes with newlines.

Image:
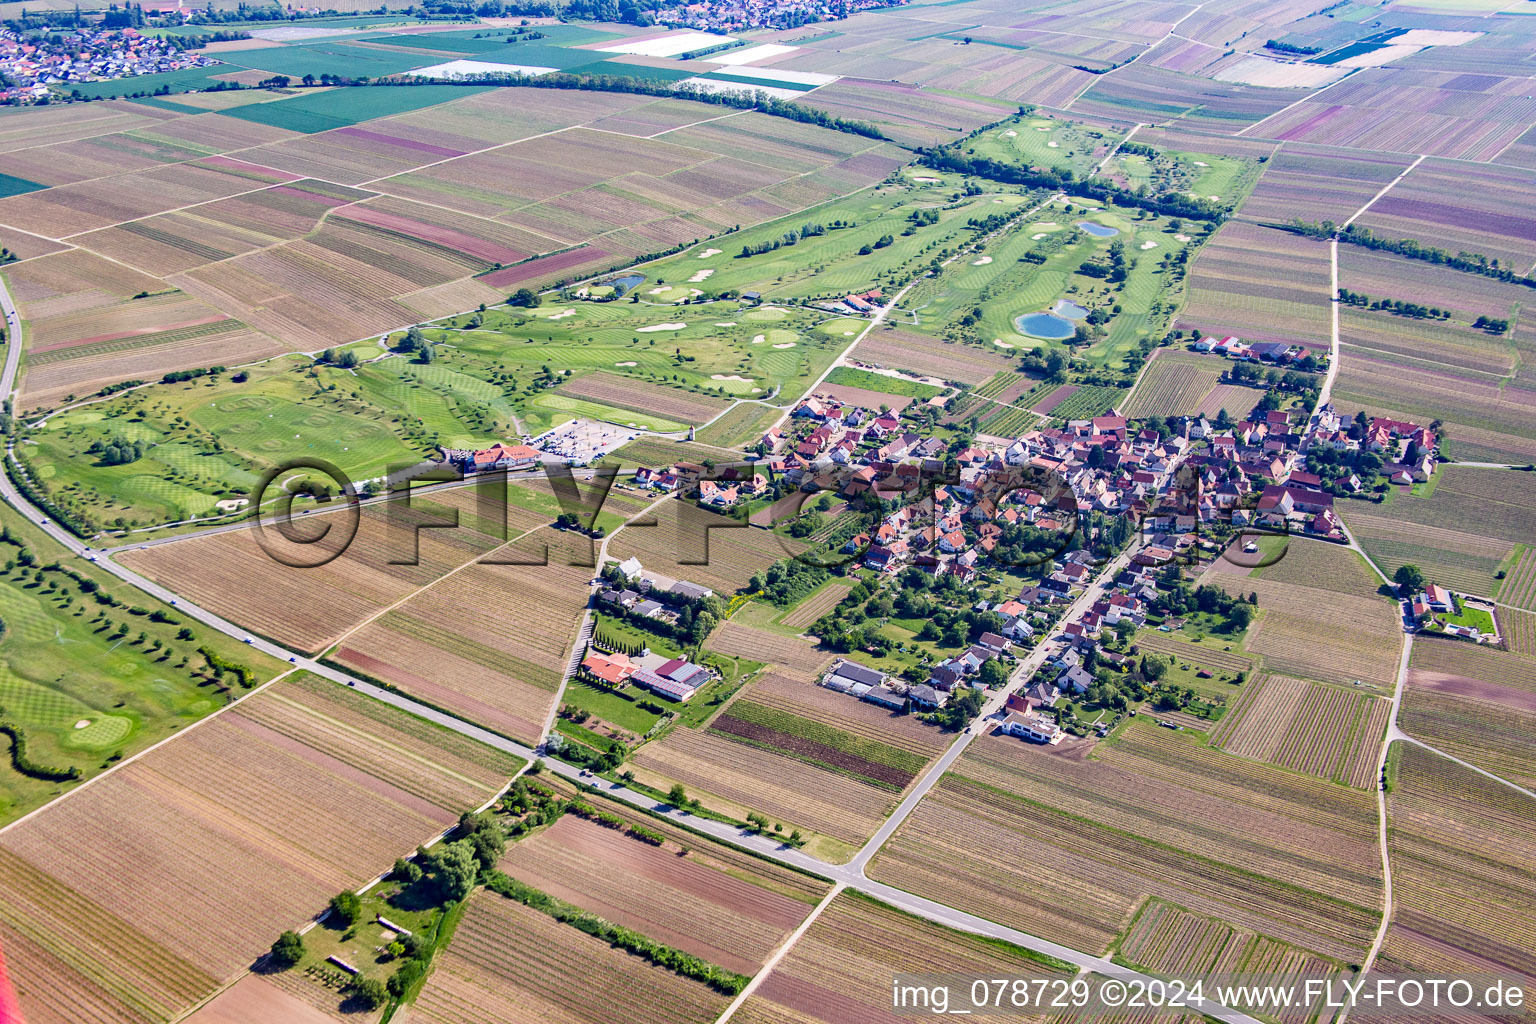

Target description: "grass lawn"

left=561, top=679, right=663, bottom=735
left=640, top=173, right=1012, bottom=301
left=824, top=366, right=945, bottom=400
left=0, top=506, right=285, bottom=825
left=593, top=615, right=685, bottom=659
left=1440, top=602, right=1496, bottom=634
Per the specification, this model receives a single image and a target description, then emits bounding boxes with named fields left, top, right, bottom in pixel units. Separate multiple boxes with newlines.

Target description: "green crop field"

left=221, top=83, right=492, bottom=133
left=0, top=508, right=282, bottom=824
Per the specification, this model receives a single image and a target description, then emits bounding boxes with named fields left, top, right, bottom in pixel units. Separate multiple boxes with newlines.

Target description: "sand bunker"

left=993, top=339, right=1014, bottom=348
left=1032, top=233, right=1048, bottom=240
left=74, top=719, right=91, bottom=729
left=973, top=256, right=993, bottom=265
left=1140, top=240, right=1158, bottom=250
left=1047, top=141, right=1059, bottom=148
left=697, top=248, right=722, bottom=258
left=689, top=269, right=715, bottom=283
left=615, top=361, right=637, bottom=366
left=1194, top=161, right=1209, bottom=167
left=1005, top=130, right=1018, bottom=137
left=711, top=374, right=753, bottom=382
left=638, top=323, right=686, bottom=332
left=913, top=175, right=940, bottom=183
left=752, top=334, right=765, bottom=343
left=714, top=322, right=738, bottom=327
left=773, top=342, right=796, bottom=348
left=547, top=309, right=576, bottom=320
left=1175, top=234, right=1191, bottom=242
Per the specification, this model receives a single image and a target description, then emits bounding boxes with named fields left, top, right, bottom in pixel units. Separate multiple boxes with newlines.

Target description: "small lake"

left=1052, top=299, right=1089, bottom=320
left=1015, top=311, right=1076, bottom=340
left=1076, top=220, right=1119, bottom=238
left=603, top=273, right=645, bottom=295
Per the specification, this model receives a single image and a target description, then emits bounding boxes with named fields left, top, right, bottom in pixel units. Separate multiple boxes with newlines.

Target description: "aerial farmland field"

left=1377, top=743, right=1536, bottom=998
left=868, top=720, right=1383, bottom=962
left=0, top=671, right=522, bottom=1024
left=3, top=1, right=1536, bottom=1017
left=1401, top=638, right=1536, bottom=789
left=733, top=890, right=1072, bottom=1024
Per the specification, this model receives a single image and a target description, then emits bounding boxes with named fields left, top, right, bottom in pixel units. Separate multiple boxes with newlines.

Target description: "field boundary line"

left=647, top=108, right=750, bottom=138
left=1235, top=67, right=1360, bottom=139
left=1062, top=0, right=1211, bottom=109
left=711, top=882, right=846, bottom=1024
left=322, top=516, right=551, bottom=656
left=1342, top=153, right=1425, bottom=229
left=0, top=666, right=300, bottom=840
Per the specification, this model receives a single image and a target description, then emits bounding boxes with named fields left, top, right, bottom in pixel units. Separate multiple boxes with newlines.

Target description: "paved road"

left=850, top=537, right=1145, bottom=873
left=0, top=276, right=1265, bottom=1024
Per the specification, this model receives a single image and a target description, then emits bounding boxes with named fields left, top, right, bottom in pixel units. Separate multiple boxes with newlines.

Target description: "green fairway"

left=24, top=298, right=844, bottom=529
left=640, top=173, right=1031, bottom=301
left=0, top=508, right=283, bottom=825
left=967, top=115, right=1125, bottom=180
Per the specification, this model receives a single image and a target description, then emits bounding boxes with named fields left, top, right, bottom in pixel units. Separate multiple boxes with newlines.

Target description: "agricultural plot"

left=1350, top=157, right=1536, bottom=270
left=1237, top=144, right=1413, bottom=226
left=556, top=371, right=732, bottom=427
left=1252, top=536, right=1383, bottom=595
left=1338, top=307, right=1517, bottom=380
left=497, top=801, right=826, bottom=975
left=868, top=719, right=1383, bottom=962
left=0, top=510, right=282, bottom=825
left=1402, top=638, right=1536, bottom=790
left=1377, top=743, right=1536, bottom=999
left=789, top=78, right=1018, bottom=148
left=411, top=890, right=730, bottom=1024
left=1343, top=468, right=1536, bottom=600
left=1072, top=64, right=1306, bottom=133
left=1245, top=67, right=1536, bottom=162
left=1179, top=220, right=1332, bottom=350
left=694, top=403, right=783, bottom=450
left=734, top=890, right=1072, bottom=1024
left=1502, top=606, right=1536, bottom=659
left=1115, top=900, right=1341, bottom=1023
left=0, top=672, right=522, bottom=1024
left=336, top=527, right=593, bottom=746
left=629, top=674, right=922, bottom=851
left=119, top=493, right=518, bottom=653
left=1214, top=574, right=1401, bottom=690
left=1499, top=546, right=1536, bottom=613
left=1120, top=349, right=1226, bottom=418
left=706, top=621, right=831, bottom=680
left=779, top=579, right=854, bottom=630
left=855, top=327, right=1013, bottom=386
left=1212, top=674, right=1389, bottom=789
left=606, top=501, right=797, bottom=598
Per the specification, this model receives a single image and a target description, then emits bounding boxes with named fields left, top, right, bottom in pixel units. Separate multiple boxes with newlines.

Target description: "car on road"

left=243, top=637, right=254, bottom=644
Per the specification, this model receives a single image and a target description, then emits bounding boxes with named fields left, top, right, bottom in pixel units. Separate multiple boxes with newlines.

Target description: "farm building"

left=582, top=650, right=637, bottom=687
left=632, top=657, right=711, bottom=702
left=823, top=659, right=886, bottom=692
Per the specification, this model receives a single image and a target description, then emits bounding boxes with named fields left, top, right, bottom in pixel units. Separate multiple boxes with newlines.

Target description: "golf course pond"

left=1015, top=299, right=1091, bottom=339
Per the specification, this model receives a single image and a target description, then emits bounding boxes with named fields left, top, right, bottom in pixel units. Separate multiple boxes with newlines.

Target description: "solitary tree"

left=328, top=891, right=362, bottom=926
left=1394, top=564, right=1425, bottom=593
left=269, top=930, right=304, bottom=969
left=350, top=977, right=388, bottom=1010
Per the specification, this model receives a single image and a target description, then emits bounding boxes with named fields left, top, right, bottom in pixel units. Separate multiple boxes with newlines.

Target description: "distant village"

left=0, top=26, right=215, bottom=104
